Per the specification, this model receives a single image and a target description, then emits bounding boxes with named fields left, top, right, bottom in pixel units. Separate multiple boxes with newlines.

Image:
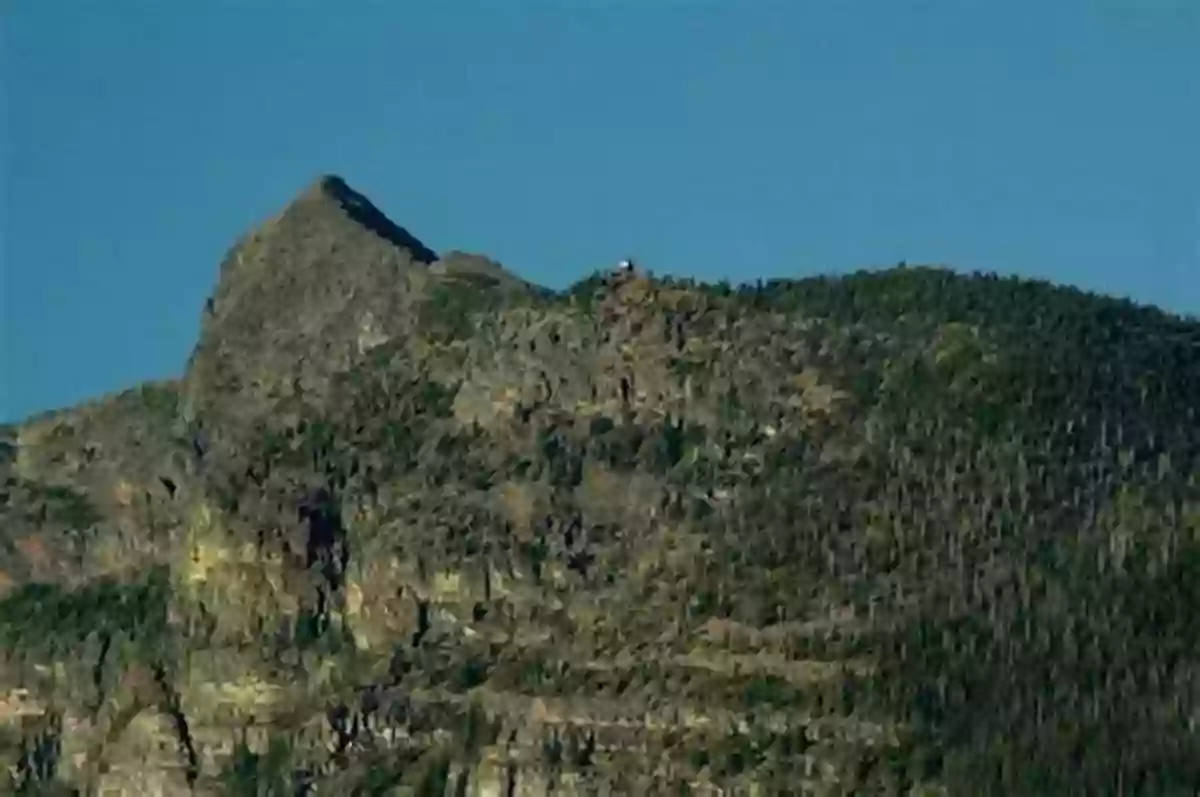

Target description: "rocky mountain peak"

left=5, top=173, right=1200, bottom=793
left=181, top=175, right=438, bottom=438
left=305, top=174, right=438, bottom=263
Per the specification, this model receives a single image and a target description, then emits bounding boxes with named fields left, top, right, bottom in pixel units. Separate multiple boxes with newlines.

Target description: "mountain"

left=2, top=175, right=1199, bottom=795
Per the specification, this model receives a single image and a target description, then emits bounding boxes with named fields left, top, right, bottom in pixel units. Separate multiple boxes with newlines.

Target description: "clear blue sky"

left=3, top=1, right=1198, bottom=423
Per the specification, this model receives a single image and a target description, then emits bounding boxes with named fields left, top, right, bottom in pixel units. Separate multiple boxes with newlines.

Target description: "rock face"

left=183, top=175, right=439, bottom=447
left=3, top=176, right=1200, bottom=795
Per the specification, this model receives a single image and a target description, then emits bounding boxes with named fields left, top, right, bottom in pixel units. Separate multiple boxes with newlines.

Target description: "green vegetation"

left=138, top=383, right=180, bottom=421
left=421, top=275, right=543, bottom=342
left=18, top=480, right=103, bottom=531
left=5, top=178, right=1200, bottom=793
left=220, top=734, right=295, bottom=796
left=0, top=566, right=172, bottom=660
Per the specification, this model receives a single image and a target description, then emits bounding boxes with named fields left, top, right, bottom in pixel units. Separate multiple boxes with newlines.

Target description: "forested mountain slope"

left=2, top=175, right=1199, bottom=795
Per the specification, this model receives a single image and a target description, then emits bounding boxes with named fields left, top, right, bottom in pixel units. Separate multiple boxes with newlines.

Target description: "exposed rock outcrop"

left=4, top=176, right=1200, bottom=794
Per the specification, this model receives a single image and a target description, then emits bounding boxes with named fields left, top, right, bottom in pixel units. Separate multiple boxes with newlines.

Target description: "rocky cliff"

left=3, top=175, right=1200, bottom=795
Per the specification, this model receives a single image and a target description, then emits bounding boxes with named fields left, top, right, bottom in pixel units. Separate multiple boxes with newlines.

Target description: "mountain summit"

left=182, top=175, right=447, bottom=445
left=308, top=174, right=439, bottom=262
left=3, top=177, right=1200, bottom=794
